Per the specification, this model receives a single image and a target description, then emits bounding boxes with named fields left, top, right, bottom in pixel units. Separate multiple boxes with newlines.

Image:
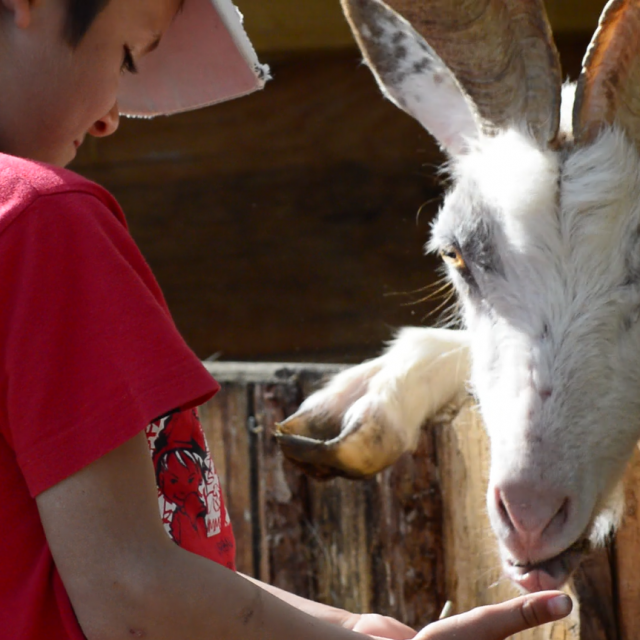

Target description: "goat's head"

left=341, top=0, right=640, bottom=591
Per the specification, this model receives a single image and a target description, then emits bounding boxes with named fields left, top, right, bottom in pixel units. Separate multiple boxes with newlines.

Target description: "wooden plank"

left=307, top=475, right=373, bottom=614
left=199, top=384, right=255, bottom=576
left=303, top=460, right=445, bottom=629
left=613, top=446, right=640, bottom=640
left=366, top=428, right=445, bottom=629
left=204, top=361, right=346, bottom=385
left=252, top=382, right=315, bottom=597
left=571, top=547, right=617, bottom=640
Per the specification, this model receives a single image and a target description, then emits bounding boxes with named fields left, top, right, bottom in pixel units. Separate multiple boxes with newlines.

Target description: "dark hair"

left=65, top=0, right=111, bottom=47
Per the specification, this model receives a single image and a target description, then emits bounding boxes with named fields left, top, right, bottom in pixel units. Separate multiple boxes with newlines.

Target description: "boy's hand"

left=413, top=592, right=573, bottom=640
left=345, top=591, right=572, bottom=640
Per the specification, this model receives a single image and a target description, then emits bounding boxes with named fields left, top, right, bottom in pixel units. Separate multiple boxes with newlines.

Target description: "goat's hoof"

left=276, top=412, right=341, bottom=443
left=275, top=409, right=406, bottom=481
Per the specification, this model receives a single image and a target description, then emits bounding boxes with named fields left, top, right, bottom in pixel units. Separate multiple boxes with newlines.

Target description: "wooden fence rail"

left=199, top=362, right=640, bottom=639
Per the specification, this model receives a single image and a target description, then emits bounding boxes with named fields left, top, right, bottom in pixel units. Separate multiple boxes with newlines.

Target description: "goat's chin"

left=503, top=539, right=589, bottom=593
left=502, top=502, right=620, bottom=593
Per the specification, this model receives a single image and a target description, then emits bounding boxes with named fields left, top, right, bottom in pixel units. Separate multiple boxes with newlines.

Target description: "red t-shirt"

left=0, top=154, right=235, bottom=639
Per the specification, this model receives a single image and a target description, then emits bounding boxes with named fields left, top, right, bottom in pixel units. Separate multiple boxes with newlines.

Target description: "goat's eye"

left=439, top=246, right=466, bottom=270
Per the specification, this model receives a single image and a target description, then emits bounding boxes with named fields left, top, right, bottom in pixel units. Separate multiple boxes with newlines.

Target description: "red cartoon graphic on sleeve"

left=145, top=409, right=235, bottom=568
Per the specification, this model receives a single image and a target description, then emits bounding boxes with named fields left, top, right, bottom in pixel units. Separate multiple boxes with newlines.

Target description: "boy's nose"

left=88, top=102, right=120, bottom=138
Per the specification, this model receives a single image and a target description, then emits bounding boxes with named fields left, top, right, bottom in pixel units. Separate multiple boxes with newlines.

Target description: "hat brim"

left=118, top=0, right=268, bottom=118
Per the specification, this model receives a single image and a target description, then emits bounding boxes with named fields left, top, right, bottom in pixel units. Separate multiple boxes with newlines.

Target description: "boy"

left=0, top=0, right=573, bottom=638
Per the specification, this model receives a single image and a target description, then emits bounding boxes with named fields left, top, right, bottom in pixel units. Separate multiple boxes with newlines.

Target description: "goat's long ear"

left=341, top=0, right=562, bottom=156
left=573, top=0, right=640, bottom=149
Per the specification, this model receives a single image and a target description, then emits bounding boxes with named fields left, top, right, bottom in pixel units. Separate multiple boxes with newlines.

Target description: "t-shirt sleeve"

left=0, top=190, right=219, bottom=497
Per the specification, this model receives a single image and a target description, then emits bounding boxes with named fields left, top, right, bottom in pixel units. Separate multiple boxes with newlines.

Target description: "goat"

left=276, top=0, right=640, bottom=593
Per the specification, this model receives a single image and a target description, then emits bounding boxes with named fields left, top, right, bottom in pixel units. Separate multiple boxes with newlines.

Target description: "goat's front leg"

left=276, top=327, right=470, bottom=479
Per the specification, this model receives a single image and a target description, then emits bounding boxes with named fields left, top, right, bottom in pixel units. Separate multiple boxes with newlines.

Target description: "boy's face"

left=0, top=0, right=183, bottom=166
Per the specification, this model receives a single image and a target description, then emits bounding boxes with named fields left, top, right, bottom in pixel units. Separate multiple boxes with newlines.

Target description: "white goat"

left=277, top=0, right=640, bottom=593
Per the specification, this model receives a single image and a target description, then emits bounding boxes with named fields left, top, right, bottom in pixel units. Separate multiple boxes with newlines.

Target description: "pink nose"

left=493, top=483, right=570, bottom=557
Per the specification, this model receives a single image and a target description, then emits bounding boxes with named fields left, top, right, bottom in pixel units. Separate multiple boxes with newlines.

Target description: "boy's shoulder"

left=0, top=153, right=118, bottom=218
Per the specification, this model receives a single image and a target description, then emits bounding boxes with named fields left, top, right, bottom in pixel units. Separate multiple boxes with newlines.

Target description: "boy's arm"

left=36, top=431, right=571, bottom=640
left=238, top=576, right=573, bottom=640
left=239, top=573, right=415, bottom=639
left=36, top=431, right=382, bottom=640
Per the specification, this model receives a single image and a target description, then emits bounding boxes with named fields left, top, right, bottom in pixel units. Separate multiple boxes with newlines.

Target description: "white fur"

left=294, top=327, right=470, bottom=450
left=450, top=130, right=560, bottom=249
left=428, top=123, right=640, bottom=565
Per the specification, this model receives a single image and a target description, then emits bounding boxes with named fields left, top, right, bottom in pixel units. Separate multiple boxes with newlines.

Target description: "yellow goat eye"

left=439, top=246, right=466, bottom=270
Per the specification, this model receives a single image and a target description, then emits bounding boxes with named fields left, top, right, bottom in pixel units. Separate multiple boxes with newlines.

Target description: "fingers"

left=415, top=591, right=572, bottom=640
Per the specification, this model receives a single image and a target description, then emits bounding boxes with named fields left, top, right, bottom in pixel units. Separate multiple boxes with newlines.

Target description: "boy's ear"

left=1, top=0, right=32, bottom=29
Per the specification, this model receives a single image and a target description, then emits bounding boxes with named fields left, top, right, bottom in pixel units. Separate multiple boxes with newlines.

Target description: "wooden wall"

left=201, top=363, right=447, bottom=628
left=71, top=3, right=602, bottom=364
left=72, top=50, right=443, bottom=363
left=200, top=363, right=640, bottom=640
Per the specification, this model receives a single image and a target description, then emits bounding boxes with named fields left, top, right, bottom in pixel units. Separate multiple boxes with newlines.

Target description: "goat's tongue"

left=514, top=567, right=565, bottom=593
left=508, top=543, right=585, bottom=592
left=513, top=554, right=572, bottom=592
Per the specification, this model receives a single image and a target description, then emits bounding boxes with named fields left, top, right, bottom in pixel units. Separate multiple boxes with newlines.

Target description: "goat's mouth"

left=504, top=538, right=591, bottom=593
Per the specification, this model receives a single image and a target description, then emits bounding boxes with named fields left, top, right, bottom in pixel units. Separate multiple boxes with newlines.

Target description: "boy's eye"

left=121, top=46, right=138, bottom=74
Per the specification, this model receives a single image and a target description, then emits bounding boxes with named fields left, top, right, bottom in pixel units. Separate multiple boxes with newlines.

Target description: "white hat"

left=118, top=0, right=269, bottom=117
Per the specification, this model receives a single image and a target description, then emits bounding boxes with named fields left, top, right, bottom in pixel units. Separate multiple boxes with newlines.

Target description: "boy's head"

left=0, top=0, right=265, bottom=168
left=0, top=0, right=183, bottom=166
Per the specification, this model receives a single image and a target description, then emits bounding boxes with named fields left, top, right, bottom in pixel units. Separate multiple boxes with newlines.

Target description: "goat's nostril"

left=543, top=498, right=570, bottom=537
left=497, top=491, right=514, bottom=531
